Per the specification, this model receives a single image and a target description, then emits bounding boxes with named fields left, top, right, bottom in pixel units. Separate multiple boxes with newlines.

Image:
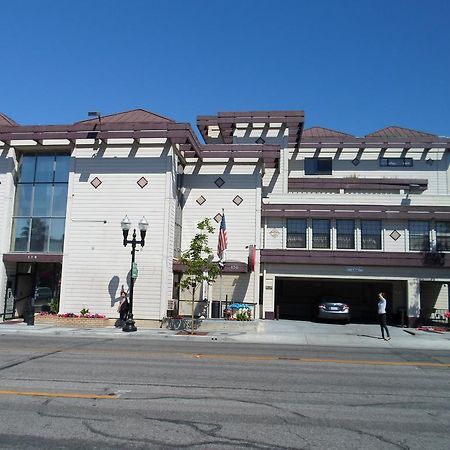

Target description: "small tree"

left=179, top=218, right=220, bottom=334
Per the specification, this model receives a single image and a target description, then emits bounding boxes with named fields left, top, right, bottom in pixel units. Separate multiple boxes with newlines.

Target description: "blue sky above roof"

left=1, top=0, right=449, bottom=137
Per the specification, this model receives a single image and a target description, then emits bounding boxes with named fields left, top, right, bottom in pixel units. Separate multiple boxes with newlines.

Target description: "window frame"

left=408, top=220, right=430, bottom=251
left=286, top=219, right=307, bottom=248
left=435, top=221, right=450, bottom=252
left=11, top=152, right=69, bottom=253
left=312, top=219, right=331, bottom=249
left=361, top=220, right=382, bottom=250
left=336, top=219, right=355, bottom=250
left=379, top=157, right=413, bottom=168
left=304, top=157, right=333, bottom=175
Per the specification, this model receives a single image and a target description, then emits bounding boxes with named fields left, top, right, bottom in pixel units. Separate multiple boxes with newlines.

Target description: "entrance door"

left=14, top=274, right=34, bottom=318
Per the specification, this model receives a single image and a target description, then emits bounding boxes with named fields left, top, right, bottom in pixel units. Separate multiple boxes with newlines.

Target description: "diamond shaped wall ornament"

left=390, top=230, right=401, bottom=241
left=269, top=229, right=280, bottom=238
left=215, top=177, right=225, bottom=188
left=137, top=177, right=148, bottom=189
left=352, top=158, right=360, bottom=166
left=214, top=213, right=222, bottom=223
left=233, top=195, right=243, bottom=206
left=90, top=177, right=102, bottom=189
left=256, top=137, right=266, bottom=144
left=196, top=195, right=206, bottom=205
left=426, top=158, right=434, bottom=166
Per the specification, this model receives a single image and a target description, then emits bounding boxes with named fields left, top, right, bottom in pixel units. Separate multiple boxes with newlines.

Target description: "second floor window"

left=379, top=157, right=413, bottom=167
left=361, top=220, right=382, bottom=250
left=11, top=153, right=70, bottom=253
left=436, top=221, right=450, bottom=251
left=287, top=219, right=307, bottom=248
left=336, top=219, right=355, bottom=249
left=304, top=158, right=332, bottom=175
left=409, top=221, right=430, bottom=251
left=312, top=219, right=330, bottom=249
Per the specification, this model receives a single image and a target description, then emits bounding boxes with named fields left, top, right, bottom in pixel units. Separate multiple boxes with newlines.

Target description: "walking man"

left=377, top=291, right=391, bottom=340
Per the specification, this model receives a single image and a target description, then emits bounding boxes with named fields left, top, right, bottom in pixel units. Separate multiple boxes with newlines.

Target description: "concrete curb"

left=1, top=320, right=449, bottom=350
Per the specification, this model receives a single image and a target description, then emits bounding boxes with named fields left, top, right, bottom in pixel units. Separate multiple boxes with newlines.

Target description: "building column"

left=407, top=278, right=420, bottom=327
left=262, top=272, right=275, bottom=319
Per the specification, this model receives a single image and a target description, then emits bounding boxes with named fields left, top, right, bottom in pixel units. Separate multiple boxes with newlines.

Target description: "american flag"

left=217, top=212, right=228, bottom=260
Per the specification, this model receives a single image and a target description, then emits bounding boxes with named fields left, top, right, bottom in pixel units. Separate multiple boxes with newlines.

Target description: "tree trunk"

left=191, top=289, right=195, bottom=335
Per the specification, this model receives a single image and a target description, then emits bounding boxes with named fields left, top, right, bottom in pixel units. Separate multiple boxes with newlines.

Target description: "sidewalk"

left=1, top=318, right=449, bottom=350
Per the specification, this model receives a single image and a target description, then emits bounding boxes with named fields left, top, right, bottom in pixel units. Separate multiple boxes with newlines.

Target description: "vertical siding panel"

left=60, top=144, right=175, bottom=319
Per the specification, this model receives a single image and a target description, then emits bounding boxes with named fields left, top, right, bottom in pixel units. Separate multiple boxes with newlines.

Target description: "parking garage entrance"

left=275, top=277, right=401, bottom=323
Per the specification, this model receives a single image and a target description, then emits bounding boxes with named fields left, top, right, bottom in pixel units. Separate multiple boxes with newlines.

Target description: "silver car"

left=317, top=299, right=350, bottom=323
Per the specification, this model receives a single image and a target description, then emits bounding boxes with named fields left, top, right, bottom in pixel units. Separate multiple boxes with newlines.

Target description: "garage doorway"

left=275, top=278, right=397, bottom=323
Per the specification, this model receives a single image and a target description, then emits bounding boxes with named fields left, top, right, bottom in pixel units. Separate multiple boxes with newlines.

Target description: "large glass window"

left=287, top=219, right=307, bottom=248
left=312, top=219, right=330, bottom=249
left=336, top=220, right=355, bottom=249
left=361, top=220, right=382, bottom=250
left=436, top=221, right=450, bottom=251
left=409, top=221, right=430, bottom=251
left=11, top=153, right=69, bottom=253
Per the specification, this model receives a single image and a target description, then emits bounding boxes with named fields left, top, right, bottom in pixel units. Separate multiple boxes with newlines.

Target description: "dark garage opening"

left=275, top=278, right=395, bottom=322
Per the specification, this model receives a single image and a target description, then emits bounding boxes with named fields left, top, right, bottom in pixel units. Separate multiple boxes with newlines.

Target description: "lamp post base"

left=122, top=318, right=137, bottom=332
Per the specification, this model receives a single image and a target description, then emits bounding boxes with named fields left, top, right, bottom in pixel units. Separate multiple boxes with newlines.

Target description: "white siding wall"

left=60, top=142, right=176, bottom=319
left=420, top=282, right=449, bottom=311
left=288, top=147, right=449, bottom=198
left=181, top=162, right=260, bottom=304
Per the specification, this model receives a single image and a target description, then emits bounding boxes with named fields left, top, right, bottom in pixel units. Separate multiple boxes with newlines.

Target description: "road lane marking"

left=194, top=354, right=450, bottom=368
left=0, top=390, right=117, bottom=399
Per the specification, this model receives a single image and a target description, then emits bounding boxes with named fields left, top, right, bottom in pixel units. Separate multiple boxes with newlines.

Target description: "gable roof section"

left=366, top=126, right=437, bottom=139
left=302, top=126, right=354, bottom=138
left=0, top=113, right=18, bottom=126
left=75, top=108, right=174, bottom=124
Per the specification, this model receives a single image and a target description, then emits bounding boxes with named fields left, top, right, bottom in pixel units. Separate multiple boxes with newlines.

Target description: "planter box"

left=35, top=315, right=111, bottom=328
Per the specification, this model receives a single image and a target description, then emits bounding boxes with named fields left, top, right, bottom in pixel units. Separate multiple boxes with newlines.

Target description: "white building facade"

left=1, top=109, right=449, bottom=326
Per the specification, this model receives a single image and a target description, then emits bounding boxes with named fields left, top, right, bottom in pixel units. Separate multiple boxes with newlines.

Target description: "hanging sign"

left=131, top=262, right=138, bottom=279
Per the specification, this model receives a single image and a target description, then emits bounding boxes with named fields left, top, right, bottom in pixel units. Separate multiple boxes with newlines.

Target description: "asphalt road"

left=0, top=336, right=449, bottom=449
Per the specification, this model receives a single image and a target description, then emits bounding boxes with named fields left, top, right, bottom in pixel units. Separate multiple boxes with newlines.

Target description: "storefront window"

left=11, top=153, right=69, bottom=253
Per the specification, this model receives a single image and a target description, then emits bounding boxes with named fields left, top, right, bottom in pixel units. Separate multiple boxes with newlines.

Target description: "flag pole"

left=219, top=209, right=224, bottom=317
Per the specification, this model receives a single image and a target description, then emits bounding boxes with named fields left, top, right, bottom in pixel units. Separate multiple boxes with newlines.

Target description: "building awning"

left=3, top=253, right=63, bottom=263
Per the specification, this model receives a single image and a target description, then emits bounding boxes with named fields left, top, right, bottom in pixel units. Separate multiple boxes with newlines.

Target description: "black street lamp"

left=120, top=215, right=149, bottom=332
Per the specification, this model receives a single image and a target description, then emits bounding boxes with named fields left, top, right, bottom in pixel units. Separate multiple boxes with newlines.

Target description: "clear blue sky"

left=1, top=0, right=449, bottom=137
